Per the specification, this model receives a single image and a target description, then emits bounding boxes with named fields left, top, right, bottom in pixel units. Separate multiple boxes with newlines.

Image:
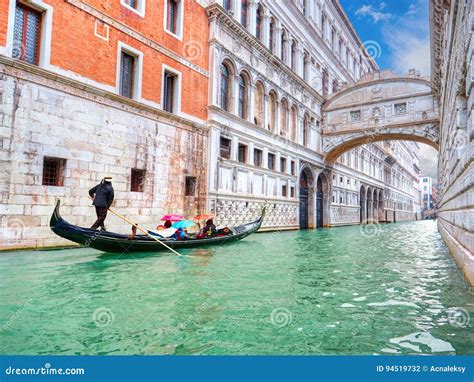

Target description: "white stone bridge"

left=321, top=71, right=440, bottom=163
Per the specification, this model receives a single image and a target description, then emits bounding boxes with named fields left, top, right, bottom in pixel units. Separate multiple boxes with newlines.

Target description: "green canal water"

left=0, top=220, right=473, bottom=355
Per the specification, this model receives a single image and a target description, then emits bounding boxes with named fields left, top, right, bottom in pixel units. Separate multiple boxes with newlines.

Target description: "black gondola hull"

left=50, top=200, right=264, bottom=253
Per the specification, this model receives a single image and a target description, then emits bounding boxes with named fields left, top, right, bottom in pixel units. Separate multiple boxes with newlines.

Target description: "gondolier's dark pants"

left=91, top=206, right=108, bottom=230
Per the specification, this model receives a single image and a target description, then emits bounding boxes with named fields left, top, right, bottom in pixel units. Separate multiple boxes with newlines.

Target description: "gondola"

left=50, top=200, right=265, bottom=253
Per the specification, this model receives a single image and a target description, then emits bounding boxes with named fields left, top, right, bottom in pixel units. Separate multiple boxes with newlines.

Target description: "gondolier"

left=89, top=176, right=114, bottom=231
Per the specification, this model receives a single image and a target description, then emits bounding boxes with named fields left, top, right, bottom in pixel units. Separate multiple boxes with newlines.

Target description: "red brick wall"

left=0, top=0, right=9, bottom=48
left=0, top=0, right=209, bottom=120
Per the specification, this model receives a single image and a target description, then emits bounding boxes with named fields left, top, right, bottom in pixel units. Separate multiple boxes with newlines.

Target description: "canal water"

left=0, top=220, right=473, bottom=355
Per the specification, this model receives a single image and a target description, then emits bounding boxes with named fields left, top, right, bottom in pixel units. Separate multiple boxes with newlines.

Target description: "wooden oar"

left=107, top=207, right=183, bottom=257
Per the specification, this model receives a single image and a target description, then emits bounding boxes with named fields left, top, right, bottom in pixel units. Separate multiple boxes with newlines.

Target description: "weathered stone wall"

left=0, top=60, right=207, bottom=250
left=431, top=0, right=474, bottom=286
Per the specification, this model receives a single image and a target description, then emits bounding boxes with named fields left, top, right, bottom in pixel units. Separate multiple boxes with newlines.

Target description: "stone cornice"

left=324, top=91, right=435, bottom=112
left=0, top=56, right=208, bottom=133
left=66, top=0, right=209, bottom=78
left=323, top=78, right=434, bottom=111
left=206, top=3, right=324, bottom=104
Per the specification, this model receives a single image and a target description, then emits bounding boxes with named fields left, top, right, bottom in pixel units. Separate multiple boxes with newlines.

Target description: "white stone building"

left=430, top=0, right=473, bottom=284
left=205, top=0, right=421, bottom=229
left=420, top=176, right=434, bottom=210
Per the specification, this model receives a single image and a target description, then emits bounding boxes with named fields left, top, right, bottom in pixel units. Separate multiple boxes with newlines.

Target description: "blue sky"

left=339, top=0, right=438, bottom=181
left=339, top=0, right=431, bottom=75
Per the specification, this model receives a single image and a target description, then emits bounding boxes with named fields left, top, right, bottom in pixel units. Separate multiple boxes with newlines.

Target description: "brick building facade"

left=0, top=0, right=210, bottom=249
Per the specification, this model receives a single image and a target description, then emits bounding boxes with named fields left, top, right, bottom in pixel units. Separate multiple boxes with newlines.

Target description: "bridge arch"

left=321, top=71, right=440, bottom=163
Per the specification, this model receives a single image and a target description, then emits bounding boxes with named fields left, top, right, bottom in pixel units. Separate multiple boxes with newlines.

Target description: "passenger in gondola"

left=89, top=176, right=114, bottom=231
left=171, top=227, right=186, bottom=241
left=156, top=220, right=173, bottom=230
left=199, top=219, right=217, bottom=238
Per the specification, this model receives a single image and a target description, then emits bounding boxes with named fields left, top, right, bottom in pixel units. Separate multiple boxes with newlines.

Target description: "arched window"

left=220, top=63, right=231, bottom=112
left=291, top=41, right=297, bottom=70
left=280, top=29, right=286, bottom=62
left=256, top=5, right=263, bottom=41
left=280, top=98, right=288, bottom=137
left=290, top=105, right=297, bottom=141
left=223, top=0, right=232, bottom=12
left=241, top=0, right=248, bottom=28
left=238, top=74, right=248, bottom=120
left=303, top=52, right=310, bottom=81
left=303, top=114, right=310, bottom=146
left=268, top=91, right=277, bottom=131
left=254, top=81, right=264, bottom=127
left=269, top=18, right=275, bottom=52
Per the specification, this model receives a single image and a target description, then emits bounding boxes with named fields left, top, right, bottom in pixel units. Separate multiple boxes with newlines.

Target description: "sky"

left=339, top=0, right=438, bottom=182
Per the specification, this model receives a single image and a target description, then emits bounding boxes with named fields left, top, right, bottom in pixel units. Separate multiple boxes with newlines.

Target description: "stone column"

left=284, top=33, right=292, bottom=66
left=233, top=74, right=241, bottom=116
left=263, top=93, right=269, bottom=130
left=231, top=136, right=239, bottom=162
left=248, top=0, right=258, bottom=37
left=248, top=84, right=255, bottom=124
left=262, top=12, right=271, bottom=49
left=274, top=100, right=280, bottom=135
left=296, top=43, right=304, bottom=78
left=297, top=114, right=304, bottom=145
left=275, top=21, right=282, bottom=58
left=234, top=0, right=242, bottom=23
left=209, top=127, right=221, bottom=192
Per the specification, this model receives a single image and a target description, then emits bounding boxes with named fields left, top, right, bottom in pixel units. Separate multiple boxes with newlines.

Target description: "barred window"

left=13, top=3, right=42, bottom=65
left=120, top=52, right=136, bottom=99
left=163, top=71, right=176, bottom=113
left=42, top=157, right=66, bottom=187
left=280, top=157, right=287, bottom=173
left=394, top=102, right=407, bottom=115
left=254, top=149, right=263, bottom=167
left=131, top=169, right=146, bottom=192
left=167, top=0, right=179, bottom=34
left=220, top=137, right=231, bottom=159
left=350, top=110, right=361, bottom=122
left=268, top=153, right=276, bottom=170
left=185, top=176, right=196, bottom=196
left=238, top=144, right=247, bottom=163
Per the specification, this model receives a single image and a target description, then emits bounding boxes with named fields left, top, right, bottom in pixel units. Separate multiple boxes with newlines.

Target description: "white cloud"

left=419, top=144, right=438, bottom=183
left=355, top=4, right=392, bottom=23
left=406, top=4, right=419, bottom=16
left=381, top=0, right=431, bottom=76
left=379, top=2, right=387, bottom=10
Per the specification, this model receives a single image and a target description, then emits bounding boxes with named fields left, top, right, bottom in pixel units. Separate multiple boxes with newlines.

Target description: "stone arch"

left=268, top=89, right=278, bottom=132
left=315, top=170, right=331, bottom=228
left=253, top=80, right=265, bottom=127
left=219, top=59, right=236, bottom=112
left=324, top=135, right=439, bottom=164
left=280, top=97, right=289, bottom=138
left=298, top=164, right=315, bottom=229
left=237, top=70, right=251, bottom=120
